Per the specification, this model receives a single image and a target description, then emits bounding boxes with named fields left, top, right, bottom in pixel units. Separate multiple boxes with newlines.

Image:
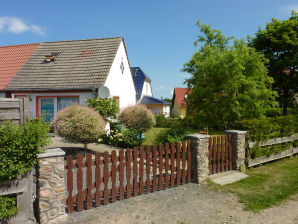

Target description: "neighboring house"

left=1, top=37, right=136, bottom=122
left=172, top=88, right=191, bottom=118
left=0, top=43, right=40, bottom=98
left=131, top=67, right=170, bottom=117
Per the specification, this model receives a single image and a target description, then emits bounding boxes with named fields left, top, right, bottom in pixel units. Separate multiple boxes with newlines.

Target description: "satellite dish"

left=97, top=86, right=110, bottom=99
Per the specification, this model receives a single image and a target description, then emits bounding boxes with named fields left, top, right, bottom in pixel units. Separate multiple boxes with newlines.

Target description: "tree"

left=86, top=97, right=119, bottom=121
left=118, top=105, right=156, bottom=145
left=249, top=11, right=298, bottom=115
left=183, top=21, right=277, bottom=129
left=162, top=98, right=172, bottom=103
left=52, top=105, right=105, bottom=154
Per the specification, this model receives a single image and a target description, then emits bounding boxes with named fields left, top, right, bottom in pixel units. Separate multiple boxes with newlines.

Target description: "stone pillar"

left=225, top=130, right=247, bottom=171
left=38, top=148, right=66, bottom=224
left=186, top=134, right=210, bottom=185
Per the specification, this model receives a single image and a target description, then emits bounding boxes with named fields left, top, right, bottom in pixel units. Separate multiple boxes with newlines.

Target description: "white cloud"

left=0, top=17, right=45, bottom=35
left=283, top=4, right=298, bottom=15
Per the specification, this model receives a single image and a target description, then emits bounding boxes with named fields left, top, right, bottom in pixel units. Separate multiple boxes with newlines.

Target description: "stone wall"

left=186, top=134, right=210, bottom=184
left=225, top=130, right=247, bottom=171
left=38, top=148, right=66, bottom=224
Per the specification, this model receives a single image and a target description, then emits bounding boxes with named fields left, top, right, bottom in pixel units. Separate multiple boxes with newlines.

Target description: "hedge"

left=237, top=115, right=298, bottom=158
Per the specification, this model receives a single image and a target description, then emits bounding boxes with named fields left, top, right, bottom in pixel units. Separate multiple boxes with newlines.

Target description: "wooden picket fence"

left=209, top=135, right=233, bottom=174
left=65, top=141, right=191, bottom=213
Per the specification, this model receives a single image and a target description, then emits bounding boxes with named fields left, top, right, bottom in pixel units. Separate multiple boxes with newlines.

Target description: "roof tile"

left=5, top=37, right=122, bottom=90
left=0, top=43, right=39, bottom=89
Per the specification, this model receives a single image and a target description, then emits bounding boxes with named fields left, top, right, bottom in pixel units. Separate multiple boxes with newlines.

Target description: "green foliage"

left=293, top=139, right=298, bottom=147
left=86, top=97, right=119, bottom=121
left=183, top=21, right=277, bottom=129
left=99, top=129, right=140, bottom=148
left=155, top=115, right=198, bottom=129
left=250, top=142, right=292, bottom=159
left=237, top=115, right=298, bottom=158
left=110, top=122, right=122, bottom=133
left=119, top=105, right=155, bottom=145
left=238, top=115, right=298, bottom=142
left=249, top=11, right=298, bottom=114
left=155, top=126, right=188, bottom=144
left=264, top=107, right=282, bottom=117
left=0, top=196, right=20, bottom=219
left=0, top=119, right=50, bottom=181
left=52, top=105, right=105, bottom=149
left=155, top=114, right=171, bottom=128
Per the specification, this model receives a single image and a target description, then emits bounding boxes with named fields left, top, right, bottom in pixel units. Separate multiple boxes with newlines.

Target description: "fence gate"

left=65, top=141, right=191, bottom=214
left=209, top=135, right=233, bottom=174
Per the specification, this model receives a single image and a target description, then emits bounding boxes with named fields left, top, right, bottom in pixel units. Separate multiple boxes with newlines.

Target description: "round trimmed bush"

left=52, top=105, right=105, bottom=150
left=118, top=105, right=155, bottom=145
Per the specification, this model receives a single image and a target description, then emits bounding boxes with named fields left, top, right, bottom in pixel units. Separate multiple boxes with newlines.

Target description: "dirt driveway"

left=60, top=184, right=298, bottom=224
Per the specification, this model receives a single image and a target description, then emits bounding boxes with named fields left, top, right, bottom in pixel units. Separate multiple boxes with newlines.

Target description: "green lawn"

left=143, top=128, right=167, bottom=145
left=217, top=156, right=298, bottom=212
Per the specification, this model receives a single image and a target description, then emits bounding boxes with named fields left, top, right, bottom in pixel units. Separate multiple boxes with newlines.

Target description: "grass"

left=143, top=128, right=167, bottom=145
left=216, top=156, right=298, bottom=212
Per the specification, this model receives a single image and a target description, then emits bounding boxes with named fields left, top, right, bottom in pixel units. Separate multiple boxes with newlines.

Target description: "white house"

left=131, top=67, right=170, bottom=117
left=1, top=37, right=136, bottom=122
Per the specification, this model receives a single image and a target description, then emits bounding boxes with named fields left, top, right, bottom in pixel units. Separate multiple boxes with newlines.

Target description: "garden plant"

left=118, top=105, right=156, bottom=146
left=52, top=104, right=105, bottom=154
left=0, top=119, right=50, bottom=219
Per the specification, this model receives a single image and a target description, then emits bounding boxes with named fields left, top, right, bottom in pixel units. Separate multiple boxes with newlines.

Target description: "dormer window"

left=44, top=52, right=60, bottom=63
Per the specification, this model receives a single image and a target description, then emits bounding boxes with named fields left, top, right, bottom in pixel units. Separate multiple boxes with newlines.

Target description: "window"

left=37, top=96, right=79, bottom=121
left=58, top=97, right=79, bottom=111
left=40, top=98, right=55, bottom=122
left=120, top=61, right=124, bottom=74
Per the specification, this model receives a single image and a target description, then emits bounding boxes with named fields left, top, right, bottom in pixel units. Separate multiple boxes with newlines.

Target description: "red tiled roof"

left=174, top=88, right=191, bottom=107
left=0, top=43, right=39, bottom=89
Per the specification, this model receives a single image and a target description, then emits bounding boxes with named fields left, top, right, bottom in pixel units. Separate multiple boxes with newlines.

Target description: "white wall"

left=141, top=81, right=153, bottom=98
left=104, top=40, right=136, bottom=109
left=11, top=92, right=94, bottom=119
left=163, top=105, right=171, bottom=118
left=0, top=92, right=5, bottom=98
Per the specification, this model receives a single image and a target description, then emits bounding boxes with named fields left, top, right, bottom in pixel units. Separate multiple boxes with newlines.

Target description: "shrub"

left=155, top=126, right=188, bottom=144
left=98, top=129, right=141, bottom=148
left=110, top=122, right=122, bottom=132
left=0, top=196, right=20, bottom=220
left=237, top=115, right=298, bottom=142
left=155, top=114, right=171, bottom=127
left=52, top=105, right=105, bottom=153
left=122, top=129, right=144, bottom=147
left=265, top=107, right=282, bottom=117
left=118, top=105, right=155, bottom=145
left=0, top=119, right=50, bottom=181
left=237, top=114, right=298, bottom=158
left=86, top=97, right=119, bottom=121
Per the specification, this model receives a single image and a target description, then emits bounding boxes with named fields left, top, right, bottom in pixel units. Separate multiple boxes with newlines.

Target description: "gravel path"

left=60, top=184, right=298, bottom=224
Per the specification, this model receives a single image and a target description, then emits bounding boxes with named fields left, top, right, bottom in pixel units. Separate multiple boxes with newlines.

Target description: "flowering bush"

left=99, top=129, right=142, bottom=148
left=52, top=105, right=105, bottom=152
left=118, top=105, right=155, bottom=145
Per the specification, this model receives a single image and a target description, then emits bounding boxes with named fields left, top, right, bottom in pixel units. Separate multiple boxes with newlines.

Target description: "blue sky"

left=0, top=0, right=297, bottom=99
